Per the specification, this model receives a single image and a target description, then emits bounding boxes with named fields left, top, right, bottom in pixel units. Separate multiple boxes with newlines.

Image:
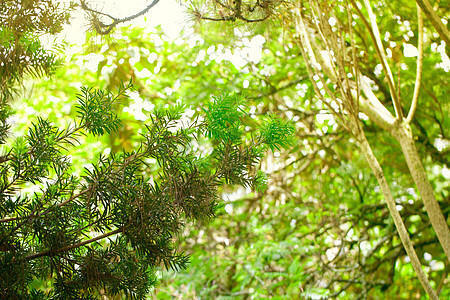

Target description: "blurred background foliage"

left=5, top=0, right=449, bottom=298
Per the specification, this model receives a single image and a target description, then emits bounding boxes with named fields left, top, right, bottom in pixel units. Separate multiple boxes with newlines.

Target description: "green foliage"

left=0, top=0, right=72, bottom=99
left=0, top=0, right=72, bottom=147
left=205, top=93, right=246, bottom=143
left=0, top=70, right=292, bottom=298
left=259, top=114, right=296, bottom=151
left=2, top=0, right=448, bottom=298
left=254, top=170, right=268, bottom=193
left=148, top=0, right=447, bottom=298
left=76, top=82, right=130, bottom=136
left=0, top=97, right=12, bottom=144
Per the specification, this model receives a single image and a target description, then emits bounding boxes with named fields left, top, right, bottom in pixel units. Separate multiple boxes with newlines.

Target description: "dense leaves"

left=0, top=0, right=72, bottom=99
left=1, top=0, right=449, bottom=298
left=76, top=83, right=128, bottom=136
left=0, top=78, right=293, bottom=298
left=205, top=94, right=245, bottom=143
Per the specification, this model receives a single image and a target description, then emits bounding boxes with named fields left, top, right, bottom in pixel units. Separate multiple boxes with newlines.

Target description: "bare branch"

left=80, top=0, right=160, bottom=35
left=80, top=0, right=117, bottom=21
left=357, top=74, right=395, bottom=131
left=357, top=0, right=402, bottom=119
left=190, top=0, right=271, bottom=23
left=248, top=75, right=309, bottom=100
left=357, top=135, right=439, bottom=300
left=346, top=0, right=360, bottom=114
left=415, top=0, right=450, bottom=46
left=406, top=4, right=424, bottom=123
left=295, top=6, right=347, bottom=128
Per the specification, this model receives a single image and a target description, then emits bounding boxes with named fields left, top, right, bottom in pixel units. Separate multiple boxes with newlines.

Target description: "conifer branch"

left=24, top=228, right=123, bottom=260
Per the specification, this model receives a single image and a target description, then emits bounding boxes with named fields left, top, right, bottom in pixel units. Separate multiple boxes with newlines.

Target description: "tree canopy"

left=0, top=0, right=448, bottom=299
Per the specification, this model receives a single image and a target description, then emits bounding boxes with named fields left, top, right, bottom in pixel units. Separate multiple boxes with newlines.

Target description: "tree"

left=150, top=0, right=448, bottom=298
left=2, top=0, right=448, bottom=298
left=0, top=0, right=72, bottom=146
left=292, top=1, right=448, bottom=298
left=0, top=1, right=295, bottom=298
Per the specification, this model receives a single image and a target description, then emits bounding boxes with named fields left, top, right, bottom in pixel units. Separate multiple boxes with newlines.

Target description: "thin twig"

left=80, top=0, right=117, bottom=21
left=295, top=6, right=347, bottom=128
left=248, top=75, right=309, bottom=100
left=345, top=0, right=360, bottom=114
left=81, top=0, right=160, bottom=35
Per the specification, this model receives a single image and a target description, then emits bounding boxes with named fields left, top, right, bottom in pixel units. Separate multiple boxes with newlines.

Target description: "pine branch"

left=24, top=228, right=123, bottom=260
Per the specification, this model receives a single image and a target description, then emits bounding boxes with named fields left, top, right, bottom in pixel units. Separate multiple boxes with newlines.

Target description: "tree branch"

left=391, top=122, right=450, bottom=261
left=415, top=0, right=450, bottom=46
left=357, top=133, right=438, bottom=300
left=0, top=189, right=89, bottom=223
left=248, top=75, right=309, bottom=100
left=355, top=0, right=402, bottom=119
left=25, top=227, right=123, bottom=261
left=80, top=0, right=160, bottom=35
left=357, top=74, right=395, bottom=132
left=295, top=8, right=347, bottom=127
left=406, top=4, right=424, bottom=123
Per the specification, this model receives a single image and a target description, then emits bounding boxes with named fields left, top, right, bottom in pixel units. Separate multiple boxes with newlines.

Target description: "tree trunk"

left=392, top=121, right=450, bottom=260
left=357, top=132, right=439, bottom=299
left=359, top=76, right=450, bottom=261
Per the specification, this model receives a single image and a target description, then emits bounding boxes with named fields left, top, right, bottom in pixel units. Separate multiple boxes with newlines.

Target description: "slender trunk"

left=359, top=77, right=450, bottom=260
left=357, top=133, right=439, bottom=299
left=392, top=121, right=450, bottom=260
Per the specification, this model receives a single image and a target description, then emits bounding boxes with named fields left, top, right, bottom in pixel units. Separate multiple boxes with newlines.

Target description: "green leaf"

left=259, top=114, right=295, bottom=151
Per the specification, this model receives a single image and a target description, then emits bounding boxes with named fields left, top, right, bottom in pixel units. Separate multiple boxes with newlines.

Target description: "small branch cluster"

left=189, top=0, right=278, bottom=23
left=80, top=0, right=160, bottom=35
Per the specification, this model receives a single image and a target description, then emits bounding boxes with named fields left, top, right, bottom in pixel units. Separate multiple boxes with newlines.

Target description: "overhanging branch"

left=80, top=0, right=160, bottom=35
